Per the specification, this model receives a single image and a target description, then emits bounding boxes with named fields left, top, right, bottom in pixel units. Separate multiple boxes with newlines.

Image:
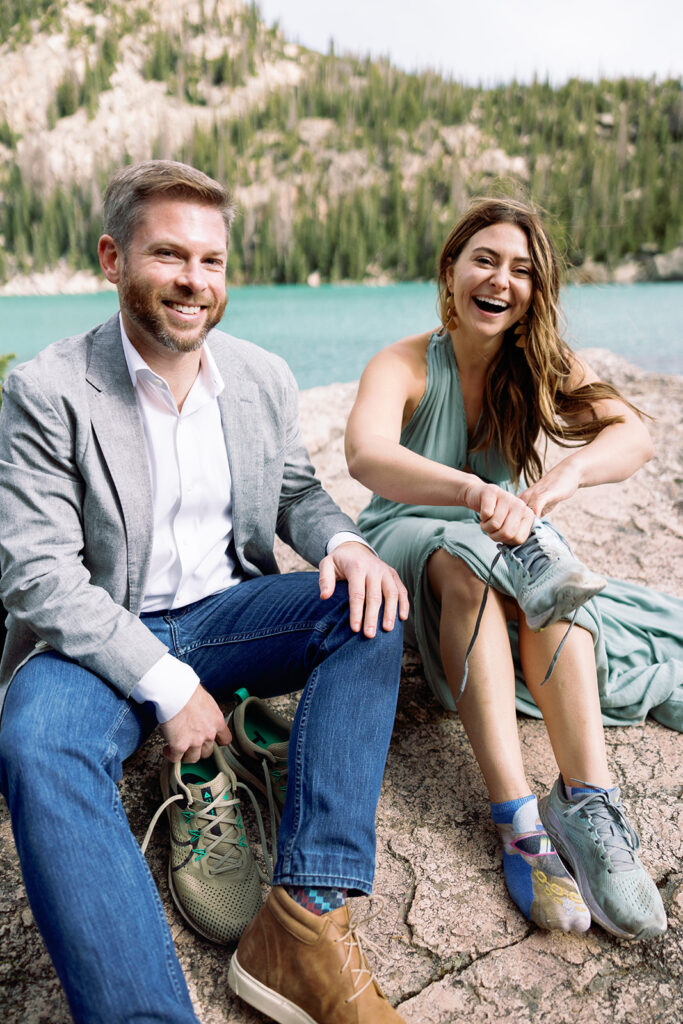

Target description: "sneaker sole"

left=228, top=952, right=318, bottom=1024
left=526, top=574, right=607, bottom=632
left=538, top=797, right=665, bottom=940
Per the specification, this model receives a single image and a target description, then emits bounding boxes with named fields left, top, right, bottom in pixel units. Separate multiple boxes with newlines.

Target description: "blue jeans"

left=0, top=573, right=403, bottom=1024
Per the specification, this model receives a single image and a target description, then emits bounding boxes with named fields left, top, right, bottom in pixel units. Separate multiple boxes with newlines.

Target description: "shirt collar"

left=119, top=313, right=225, bottom=400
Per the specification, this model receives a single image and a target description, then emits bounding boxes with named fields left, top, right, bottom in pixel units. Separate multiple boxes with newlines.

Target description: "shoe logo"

left=202, top=786, right=223, bottom=839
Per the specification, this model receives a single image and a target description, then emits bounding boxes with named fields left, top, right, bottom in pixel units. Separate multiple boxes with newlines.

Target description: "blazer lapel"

left=216, top=368, right=263, bottom=556
left=85, top=317, right=153, bottom=610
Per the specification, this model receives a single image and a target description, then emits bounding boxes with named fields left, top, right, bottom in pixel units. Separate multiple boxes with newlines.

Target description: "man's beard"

left=118, top=266, right=226, bottom=353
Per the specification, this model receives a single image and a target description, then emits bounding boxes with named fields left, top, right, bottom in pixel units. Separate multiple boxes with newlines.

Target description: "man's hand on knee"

left=318, top=541, right=409, bottom=638
left=160, top=684, right=231, bottom=763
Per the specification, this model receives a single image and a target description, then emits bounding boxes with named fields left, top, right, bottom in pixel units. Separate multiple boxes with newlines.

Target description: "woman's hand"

left=519, top=460, right=582, bottom=518
left=463, top=479, right=536, bottom=546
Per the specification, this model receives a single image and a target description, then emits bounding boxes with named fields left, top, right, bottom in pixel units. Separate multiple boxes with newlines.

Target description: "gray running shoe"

left=457, top=520, right=606, bottom=699
left=539, top=776, right=667, bottom=940
left=223, top=695, right=291, bottom=824
left=142, top=743, right=266, bottom=944
left=501, top=519, right=606, bottom=632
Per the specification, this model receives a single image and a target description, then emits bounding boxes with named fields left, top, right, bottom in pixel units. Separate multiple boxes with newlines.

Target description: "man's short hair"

left=102, top=160, right=237, bottom=252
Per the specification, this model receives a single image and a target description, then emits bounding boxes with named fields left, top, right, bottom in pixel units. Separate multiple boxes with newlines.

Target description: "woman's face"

left=446, top=222, right=534, bottom=344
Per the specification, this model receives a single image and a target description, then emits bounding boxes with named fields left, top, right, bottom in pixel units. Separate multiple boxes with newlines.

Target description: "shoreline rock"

left=1, top=247, right=682, bottom=297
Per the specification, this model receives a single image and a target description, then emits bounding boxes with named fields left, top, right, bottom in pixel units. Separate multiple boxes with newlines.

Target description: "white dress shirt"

left=120, top=320, right=366, bottom=722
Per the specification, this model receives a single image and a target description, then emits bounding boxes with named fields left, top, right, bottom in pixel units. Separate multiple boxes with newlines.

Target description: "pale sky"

left=257, top=0, right=681, bottom=85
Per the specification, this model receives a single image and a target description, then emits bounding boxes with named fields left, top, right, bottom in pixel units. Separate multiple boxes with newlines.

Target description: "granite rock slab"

left=1, top=351, right=681, bottom=1023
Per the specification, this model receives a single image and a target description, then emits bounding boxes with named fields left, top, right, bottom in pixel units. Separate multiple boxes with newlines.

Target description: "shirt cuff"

left=326, top=531, right=374, bottom=555
left=130, top=653, right=200, bottom=723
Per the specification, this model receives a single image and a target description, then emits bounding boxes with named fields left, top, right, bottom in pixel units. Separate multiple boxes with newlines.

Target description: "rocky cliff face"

left=0, top=0, right=303, bottom=189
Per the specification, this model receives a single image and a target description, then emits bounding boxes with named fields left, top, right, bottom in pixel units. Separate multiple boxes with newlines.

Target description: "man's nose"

left=176, top=259, right=207, bottom=293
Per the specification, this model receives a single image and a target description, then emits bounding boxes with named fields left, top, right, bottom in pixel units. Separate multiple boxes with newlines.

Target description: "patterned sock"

left=285, top=885, right=347, bottom=916
left=491, top=794, right=591, bottom=933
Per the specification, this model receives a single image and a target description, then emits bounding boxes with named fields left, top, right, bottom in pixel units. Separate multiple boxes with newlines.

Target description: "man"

left=0, top=161, right=409, bottom=1024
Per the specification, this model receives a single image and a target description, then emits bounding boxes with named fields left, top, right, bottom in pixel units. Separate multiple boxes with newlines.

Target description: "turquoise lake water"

left=1, top=281, right=681, bottom=388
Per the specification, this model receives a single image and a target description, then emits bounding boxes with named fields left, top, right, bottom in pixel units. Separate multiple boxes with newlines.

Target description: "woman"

left=345, top=196, right=682, bottom=940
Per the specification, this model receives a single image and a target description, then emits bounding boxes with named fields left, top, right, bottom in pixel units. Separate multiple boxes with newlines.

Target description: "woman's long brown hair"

left=437, top=197, right=644, bottom=485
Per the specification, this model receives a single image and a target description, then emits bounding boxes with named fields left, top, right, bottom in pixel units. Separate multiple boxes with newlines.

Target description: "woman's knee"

left=428, top=549, right=486, bottom=606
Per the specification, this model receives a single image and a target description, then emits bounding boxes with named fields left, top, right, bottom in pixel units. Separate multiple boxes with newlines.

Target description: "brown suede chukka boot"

left=228, top=885, right=406, bottom=1023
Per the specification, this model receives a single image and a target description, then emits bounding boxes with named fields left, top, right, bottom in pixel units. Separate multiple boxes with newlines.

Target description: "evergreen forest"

left=0, top=1, right=681, bottom=285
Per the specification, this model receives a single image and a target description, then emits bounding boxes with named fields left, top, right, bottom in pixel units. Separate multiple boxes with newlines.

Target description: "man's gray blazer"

left=0, top=314, right=362, bottom=712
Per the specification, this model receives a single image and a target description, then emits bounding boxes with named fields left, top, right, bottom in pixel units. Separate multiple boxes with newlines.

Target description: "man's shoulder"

left=5, top=317, right=117, bottom=392
left=208, top=329, right=294, bottom=388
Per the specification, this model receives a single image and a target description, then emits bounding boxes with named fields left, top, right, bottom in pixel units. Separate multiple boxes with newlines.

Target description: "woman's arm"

left=520, top=354, right=654, bottom=517
left=345, top=336, right=535, bottom=545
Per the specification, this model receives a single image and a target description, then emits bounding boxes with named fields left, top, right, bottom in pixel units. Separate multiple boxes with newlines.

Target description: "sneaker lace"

left=334, top=897, right=385, bottom=1004
left=256, top=753, right=287, bottom=853
left=508, top=531, right=552, bottom=580
left=563, top=782, right=640, bottom=870
left=457, top=545, right=577, bottom=702
left=140, top=779, right=273, bottom=883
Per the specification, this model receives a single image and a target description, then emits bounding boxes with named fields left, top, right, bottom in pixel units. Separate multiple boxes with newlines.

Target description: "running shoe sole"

left=525, top=572, right=607, bottom=632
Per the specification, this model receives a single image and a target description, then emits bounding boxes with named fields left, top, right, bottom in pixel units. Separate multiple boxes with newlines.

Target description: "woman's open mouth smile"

left=473, top=296, right=510, bottom=315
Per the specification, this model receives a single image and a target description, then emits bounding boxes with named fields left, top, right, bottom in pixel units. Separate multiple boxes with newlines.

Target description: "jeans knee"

left=0, top=709, right=39, bottom=797
left=372, top=611, right=405, bottom=660
left=351, top=613, right=404, bottom=694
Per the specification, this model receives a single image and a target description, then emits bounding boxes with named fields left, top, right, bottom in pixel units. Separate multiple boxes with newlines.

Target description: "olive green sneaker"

left=501, top=520, right=606, bottom=632
left=223, top=695, right=291, bottom=824
left=539, top=776, right=667, bottom=940
left=142, top=743, right=265, bottom=944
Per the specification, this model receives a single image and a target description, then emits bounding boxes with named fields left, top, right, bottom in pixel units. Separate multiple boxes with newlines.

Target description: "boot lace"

left=334, top=897, right=386, bottom=1004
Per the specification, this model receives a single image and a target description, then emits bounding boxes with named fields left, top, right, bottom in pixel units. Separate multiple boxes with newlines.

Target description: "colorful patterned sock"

left=285, top=885, right=347, bottom=916
left=491, top=794, right=591, bottom=933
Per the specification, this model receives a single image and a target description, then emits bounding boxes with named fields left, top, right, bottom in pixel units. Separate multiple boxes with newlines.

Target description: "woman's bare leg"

left=427, top=549, right=592, bottom=932
left=428, top=549, right=529, bottom=803
left=518, top=615, right=666, bottom=938
left=518, top=618, right=612, bottom=789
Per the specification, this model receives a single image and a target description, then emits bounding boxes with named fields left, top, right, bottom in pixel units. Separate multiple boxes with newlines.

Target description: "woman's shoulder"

left=368, top=330, right=434, bottom=377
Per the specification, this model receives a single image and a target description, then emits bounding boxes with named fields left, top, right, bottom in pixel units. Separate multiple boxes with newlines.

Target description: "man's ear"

left=98, top=235, right=123, bottom=284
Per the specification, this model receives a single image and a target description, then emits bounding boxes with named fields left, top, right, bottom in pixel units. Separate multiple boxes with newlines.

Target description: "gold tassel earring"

left=514, top=312, right=529, bottom=349
left=445, top=293, right=458, bottom=331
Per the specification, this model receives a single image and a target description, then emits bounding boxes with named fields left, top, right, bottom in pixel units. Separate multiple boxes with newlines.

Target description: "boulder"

left=1, top=351, right=681, bottom=1023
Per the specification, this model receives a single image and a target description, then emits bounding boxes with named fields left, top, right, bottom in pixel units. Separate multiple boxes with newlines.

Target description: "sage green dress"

left=357, top=331, right=683, bottom=731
